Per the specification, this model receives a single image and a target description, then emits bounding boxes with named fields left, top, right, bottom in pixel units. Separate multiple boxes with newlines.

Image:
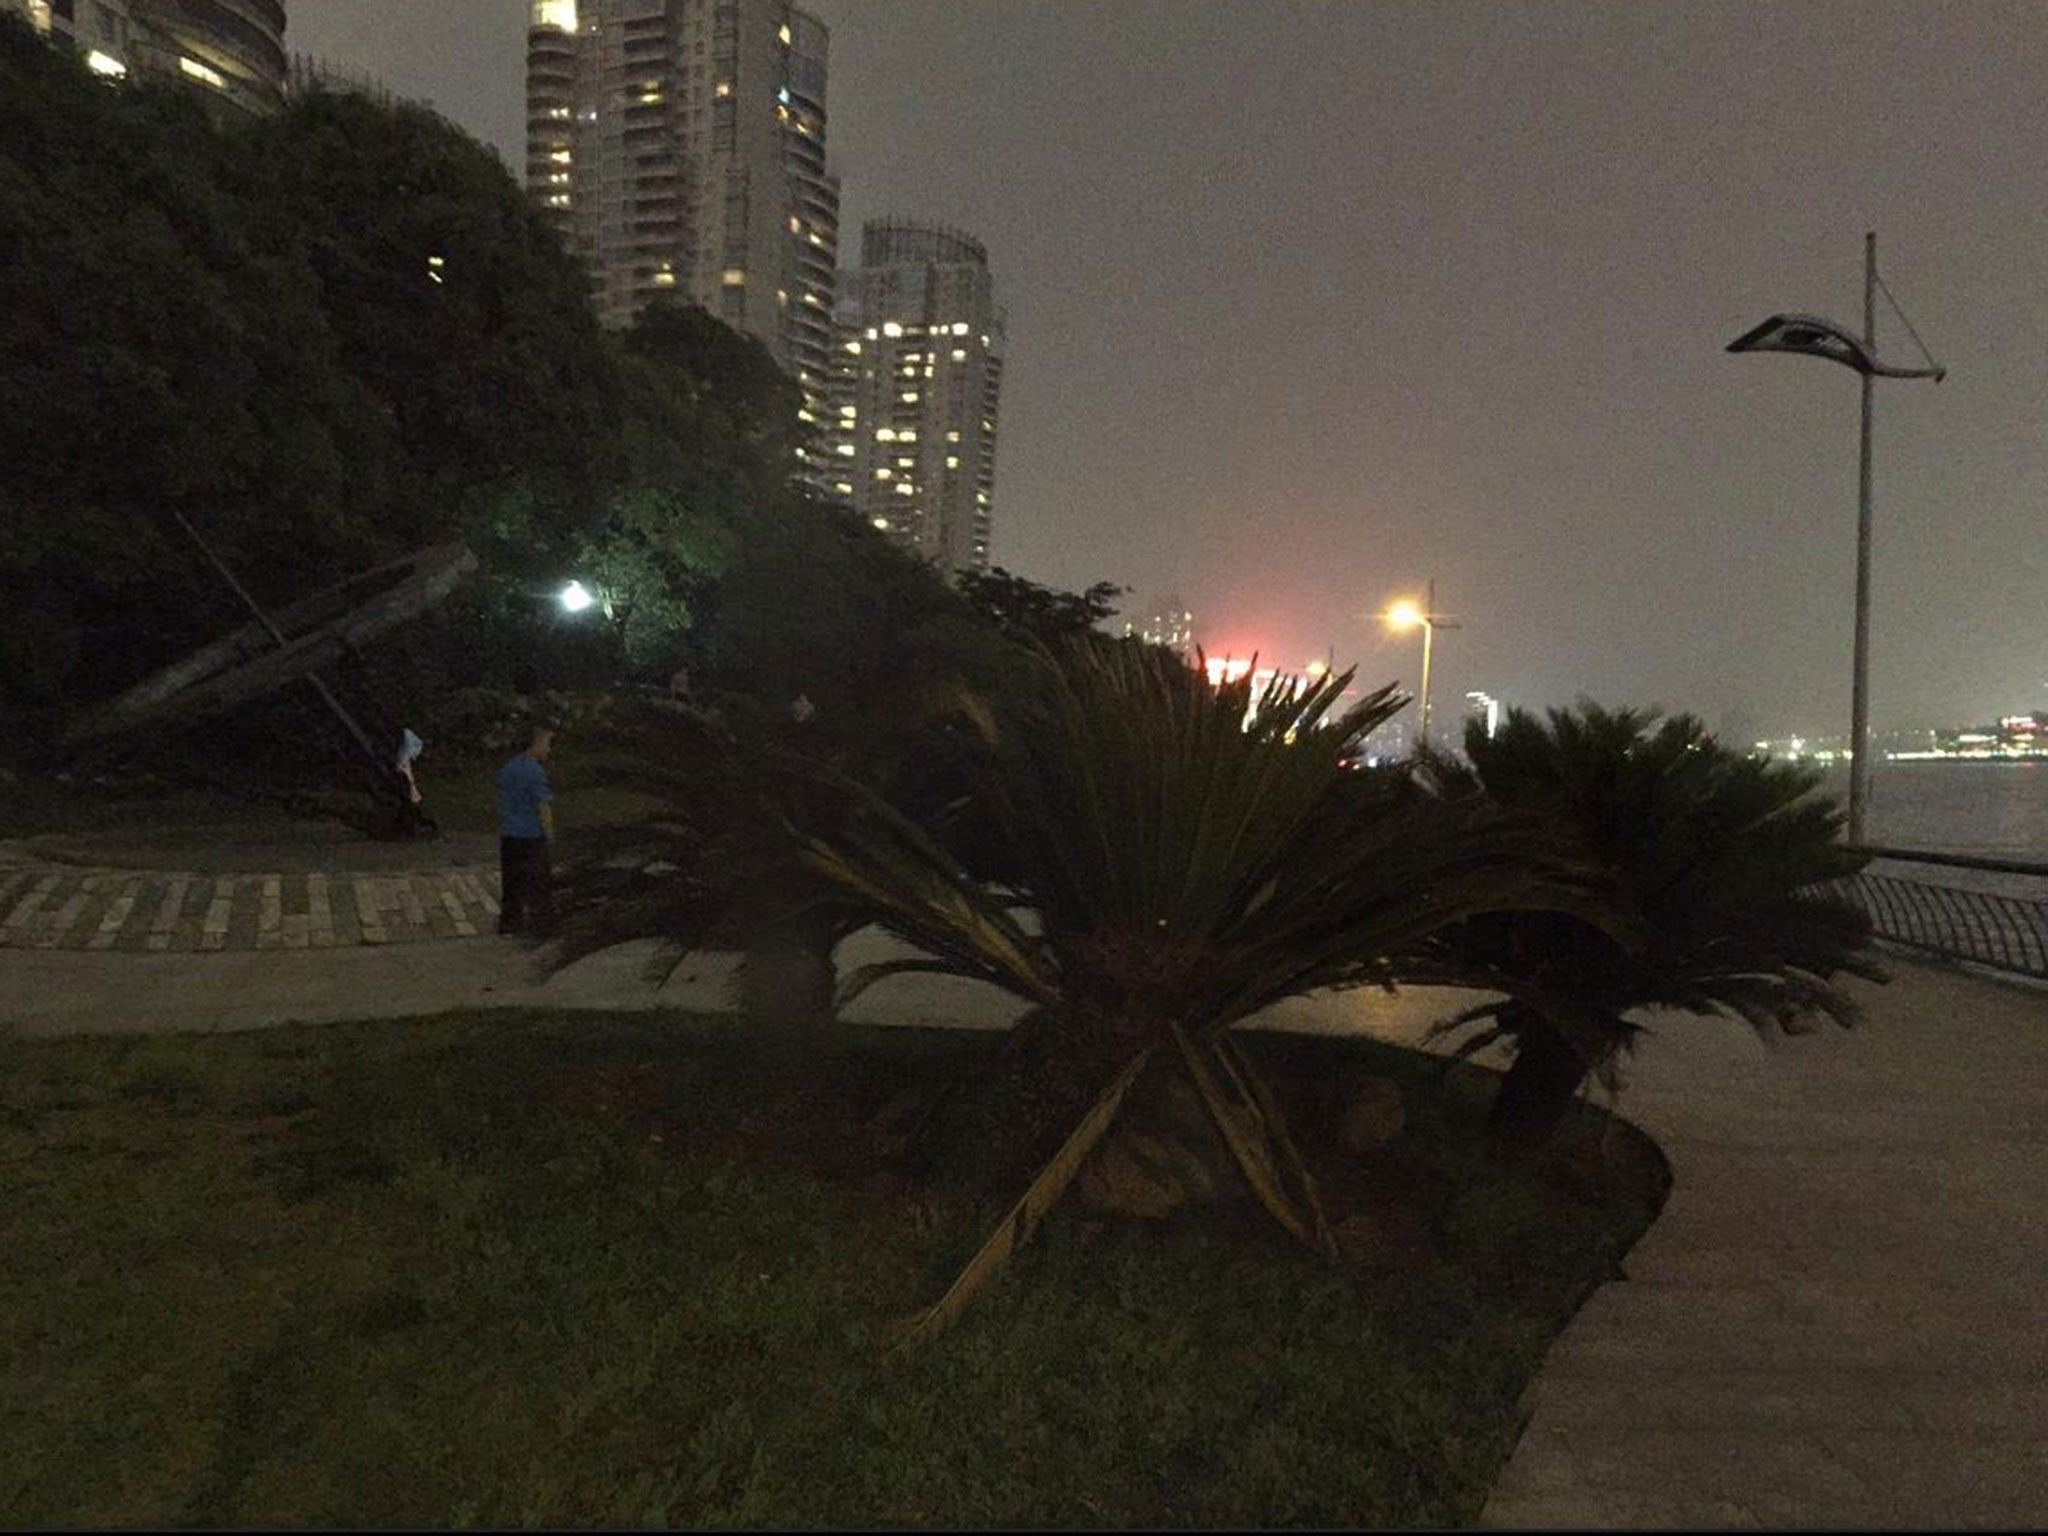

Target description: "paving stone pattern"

left=0, top=860, right=500, bottom=951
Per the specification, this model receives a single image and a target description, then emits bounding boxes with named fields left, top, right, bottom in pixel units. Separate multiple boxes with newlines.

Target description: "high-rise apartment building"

left=828, top=219, right=1004, bottom=574
left=9, top=0, right=287, bottom=115
left=524, top=0, right=841, bottom=441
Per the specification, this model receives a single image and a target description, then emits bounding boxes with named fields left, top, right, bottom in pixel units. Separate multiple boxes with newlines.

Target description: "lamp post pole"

left=1418, top=578, right=1437, bottom=748
left=1726, top=233, right=1945, bottom=847
left=1386, top=581, right=1459, bottom=752
left=1849, top=232, right=1877, bottom=843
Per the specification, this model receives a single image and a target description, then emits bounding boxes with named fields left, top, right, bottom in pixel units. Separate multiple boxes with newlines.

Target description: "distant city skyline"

left=286, top=2, right=2048, bottom=739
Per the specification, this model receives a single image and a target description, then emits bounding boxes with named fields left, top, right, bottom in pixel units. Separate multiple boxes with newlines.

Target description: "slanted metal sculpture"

left=62, top=526, right=478, bottom=838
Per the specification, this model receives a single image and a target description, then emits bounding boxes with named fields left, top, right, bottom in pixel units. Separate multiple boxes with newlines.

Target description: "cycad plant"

left=1421, top=704, right=1883, bottom=1160
left=797, top=635, right=1597, bottom=1348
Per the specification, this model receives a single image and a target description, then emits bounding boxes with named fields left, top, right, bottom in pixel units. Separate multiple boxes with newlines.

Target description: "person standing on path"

left=497, top=724, right=556, bottom=936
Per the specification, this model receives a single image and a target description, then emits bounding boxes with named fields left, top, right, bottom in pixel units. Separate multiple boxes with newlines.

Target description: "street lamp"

left=558, top=579, right=596, bottom=614
left=1727, top=231, right=1945, bottom=844
left=1384, top=578, right=1460, bottom=749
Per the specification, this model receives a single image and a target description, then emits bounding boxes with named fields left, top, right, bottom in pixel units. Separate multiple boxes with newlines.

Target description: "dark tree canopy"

left=0, top=17, right=1062, bottom=758
left=955, top=567, right=1126, bottom=644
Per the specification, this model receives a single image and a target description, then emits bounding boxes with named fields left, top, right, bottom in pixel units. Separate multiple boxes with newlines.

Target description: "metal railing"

left=1835, top=845, right=2048, bottom=980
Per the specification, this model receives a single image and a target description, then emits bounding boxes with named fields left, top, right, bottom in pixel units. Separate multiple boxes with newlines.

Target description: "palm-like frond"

left=794, top=635, right=1607, bottom=1343
left=1427, top=702, right=1883, bottom=1079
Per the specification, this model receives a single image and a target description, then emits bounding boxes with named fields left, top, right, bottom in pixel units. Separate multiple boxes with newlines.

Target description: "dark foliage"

left=1421, top=703, right=1883, bottom=1158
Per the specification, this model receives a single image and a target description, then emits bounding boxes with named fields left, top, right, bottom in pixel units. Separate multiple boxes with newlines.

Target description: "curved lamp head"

left=1385, top=598, right=1425, bottom=632
left=1727, top=313, right=1945, bottom=382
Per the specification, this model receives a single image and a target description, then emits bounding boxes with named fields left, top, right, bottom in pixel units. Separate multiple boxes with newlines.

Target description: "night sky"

left=287, top=1, right=2048, bottom=740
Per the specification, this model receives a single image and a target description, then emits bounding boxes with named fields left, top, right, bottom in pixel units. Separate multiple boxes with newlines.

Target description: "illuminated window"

left=534, top=0, right=577, bottom=32
left=950, top=349, right=966, bottom=362
left=872, top=517, right=890, bottom=530
left=945, top=456, right=960, bottom=469
left=881, top=321, right=903, bottom=338
left=835, top=482, right=853, bottom=494
left=789, top=215, right=801, bottom=233
left=875, top=428, right=896, bottom=442
left=896, top=456, right=915, bottom=468
left=797, top=409, right=816, bottom=424
left=85, top=50, right=126, bottom=77
left=897, top=429, right=917, bottom=441
left=721, top=268, right=745, bottom=286
left=900, top=391, right=919, bottom=404
left=714, top=81, right=732, bottom=98
left=652, top=271, right=677, bottom=287
left=778, top=21, right=792, bottom=43
left=895, top=483, right=915, bottom=496
left=952, top=322, right=970, bottom=336
left=549, top=148, right=572, bottom=163
left=875, top=468, right=892, bottom=479
left=833, top=443, right=854, bottom=456
left=837, top=405, right=857, bottom=418
left=179, top=57, right=225, bottom=88
left=946, top=431, right=961, bottom=443
left=426, top=255, right=446, bottom=284
left=844, top=340, right=862, bottom=354
left=639, top=90, right=662, bottom=104
left=864, top=327, right=878, bottom=339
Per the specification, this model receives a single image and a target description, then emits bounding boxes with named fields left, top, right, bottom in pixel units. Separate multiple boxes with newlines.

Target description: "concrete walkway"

left=0, top=854, right=501, bottom=951
left=1479, top=962, right=2048, bottom=1529
left=0, top=923, right=1468, bottom=1039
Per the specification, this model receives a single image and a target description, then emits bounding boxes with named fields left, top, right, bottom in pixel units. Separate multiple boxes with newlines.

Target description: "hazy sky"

left=287, top=1, right=2048, bottom=739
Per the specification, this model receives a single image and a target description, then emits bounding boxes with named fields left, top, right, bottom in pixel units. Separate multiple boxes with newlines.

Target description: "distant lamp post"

left=1384, top=578, right=1460, bottom=749
left=558, top=580, right=596, bottom=614
left=1466, top=690, right=1501, bottom=740
left=1727, top=232, right=1945, bottom=843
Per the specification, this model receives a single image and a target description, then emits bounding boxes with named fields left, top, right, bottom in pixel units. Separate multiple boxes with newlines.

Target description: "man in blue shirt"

left=497, top=724, right=557, bottom=936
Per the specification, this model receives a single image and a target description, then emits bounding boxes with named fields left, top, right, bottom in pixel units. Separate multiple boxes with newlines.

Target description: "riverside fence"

left=1837, top=847, right=2048, bottom=981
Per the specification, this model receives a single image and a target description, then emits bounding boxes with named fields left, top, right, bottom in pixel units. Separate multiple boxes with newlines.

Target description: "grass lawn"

left=0, top=751, right=667, bottom=846
left=422, top=749, right=670, bottom=838
left=0, top=1013, right=1667, bottom=1528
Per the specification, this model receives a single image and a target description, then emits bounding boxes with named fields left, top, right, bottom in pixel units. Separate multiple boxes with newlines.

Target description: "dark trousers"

left=499, top=835, right=554, bottom=935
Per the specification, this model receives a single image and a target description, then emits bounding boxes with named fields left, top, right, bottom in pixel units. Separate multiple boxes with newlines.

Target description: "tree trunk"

left=737, top=904, right=839, bottom=1029
left=1485, top=1009, right=1589, bottom=1163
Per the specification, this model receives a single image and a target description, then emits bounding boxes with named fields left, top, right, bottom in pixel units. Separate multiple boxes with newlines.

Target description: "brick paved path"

left=0, top=859, right=501, bottom=951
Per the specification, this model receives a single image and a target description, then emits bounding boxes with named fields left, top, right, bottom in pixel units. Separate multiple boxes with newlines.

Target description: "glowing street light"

left=558, top=579, right=595, bottom=613
left=1727, top=232, right=1945, bottom=843
left=1384, top=579, right=1460, bottom=750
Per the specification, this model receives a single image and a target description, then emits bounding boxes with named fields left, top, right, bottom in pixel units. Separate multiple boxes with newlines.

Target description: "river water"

left=1834, top=761, right=2048, bottom=862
